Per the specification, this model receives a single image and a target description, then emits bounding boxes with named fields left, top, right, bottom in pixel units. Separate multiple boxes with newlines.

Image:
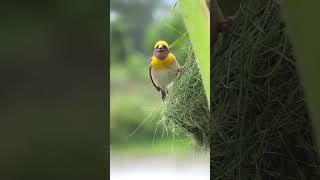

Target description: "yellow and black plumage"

left=149, top=40, right=181, bottom=100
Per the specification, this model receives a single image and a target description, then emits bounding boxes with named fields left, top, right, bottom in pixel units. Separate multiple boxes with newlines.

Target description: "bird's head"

left=153, top=40, right=170, bottom=60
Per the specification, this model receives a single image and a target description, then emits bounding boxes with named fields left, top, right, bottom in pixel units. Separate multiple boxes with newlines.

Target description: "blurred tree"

left=110, top=0, right=165, bottom=56
left=110, top=19, right=130, bottom=63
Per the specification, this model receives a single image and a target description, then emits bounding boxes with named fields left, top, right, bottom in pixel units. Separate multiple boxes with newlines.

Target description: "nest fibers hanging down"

left=211, top=0, right=320, bottom=179
left=160, top=44, right=210, bottom=149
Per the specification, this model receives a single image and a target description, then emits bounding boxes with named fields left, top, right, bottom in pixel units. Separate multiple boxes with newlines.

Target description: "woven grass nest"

left=160, top=44, right=210, bottom=149
left=211, top=0, right=320, bottom=179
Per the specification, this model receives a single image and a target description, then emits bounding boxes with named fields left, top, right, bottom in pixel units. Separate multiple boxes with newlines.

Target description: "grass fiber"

left=160, top=44, right=210, bottom=150
left=211, top=0, right=320, bottom=179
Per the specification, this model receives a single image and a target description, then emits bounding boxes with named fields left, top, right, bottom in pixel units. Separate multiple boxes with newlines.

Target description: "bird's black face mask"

left=153, top=44, right=169, bottom=60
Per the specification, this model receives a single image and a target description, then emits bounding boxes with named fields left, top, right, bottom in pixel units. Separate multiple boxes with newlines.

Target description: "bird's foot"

left=161, top=90, right=167, bottom=101
left=177, top=67, right=182, bottom=73
left=218, top=16, right=236, bottom=33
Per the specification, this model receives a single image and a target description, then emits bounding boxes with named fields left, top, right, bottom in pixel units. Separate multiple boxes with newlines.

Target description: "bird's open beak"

left=156, top=44, right=166, bottom=52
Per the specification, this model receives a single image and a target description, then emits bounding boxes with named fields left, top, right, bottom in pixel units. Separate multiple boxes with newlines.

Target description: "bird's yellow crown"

left=154, top=40, right=169, bottom=49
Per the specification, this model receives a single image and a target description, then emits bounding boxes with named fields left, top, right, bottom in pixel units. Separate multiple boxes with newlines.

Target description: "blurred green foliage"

left=0, top=0, right=107, bottom=179
left=283, top=0, right=320, bottom=151
left=111, top=0, right=161, bottom=53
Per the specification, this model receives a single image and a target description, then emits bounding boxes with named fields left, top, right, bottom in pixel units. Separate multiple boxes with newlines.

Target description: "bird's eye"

left=156, top=44, right=168, bottom=49
left=161, top=46, right=168, bottom=50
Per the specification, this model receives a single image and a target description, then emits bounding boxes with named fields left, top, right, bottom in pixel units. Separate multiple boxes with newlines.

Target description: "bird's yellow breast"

left=151, top=53, right=176, bottom=70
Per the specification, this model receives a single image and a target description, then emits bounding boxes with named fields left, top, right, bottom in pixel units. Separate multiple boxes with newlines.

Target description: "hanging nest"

left=211, top=0, right=320, bottom=179
left=160, top=44, right=210, bottom=149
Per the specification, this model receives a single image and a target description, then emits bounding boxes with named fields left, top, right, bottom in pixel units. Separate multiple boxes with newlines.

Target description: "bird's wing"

left=172, top=54, right=180, bottom=68
left=149, top=58, right=160, bottom=92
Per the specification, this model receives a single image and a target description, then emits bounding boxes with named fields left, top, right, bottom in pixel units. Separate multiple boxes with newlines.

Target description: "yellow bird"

left=149, top=40, right=181, bottom=100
